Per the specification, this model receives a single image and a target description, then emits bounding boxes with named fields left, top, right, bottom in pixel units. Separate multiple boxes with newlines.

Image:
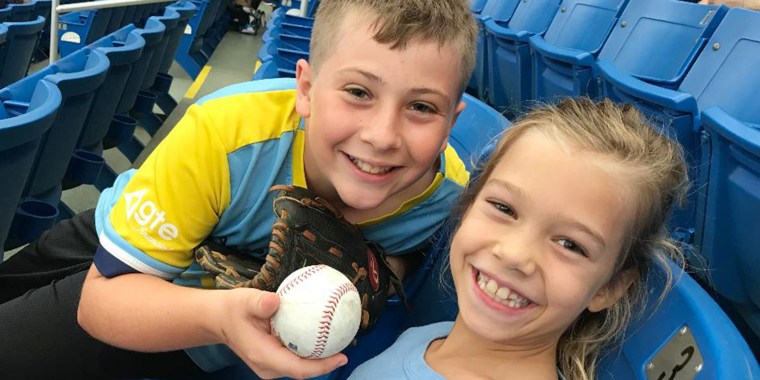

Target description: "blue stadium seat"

left=0, top=16, right=45, bottom=88
left=252, top=48, right=306, bottom=80
left=0, top=7, right=10, bottom=23
left=153, top=0, right=197, bottom=116
left=0, top=81, right=61, bottom=255
left=595, top=7, right=756, bottom=249
left=104, top=5, right=127, bottom=35
left=597, top=0, right=726, bottom=92
left=598, top=260, right=760, bottom=379
left=469, top=0, right=520, bottom=98
left=696, top=12, right=760, bottom=338
left=175, top=0, right=212, bottom=77
left=111, top=18, right=165, bottom=162
left=448, top=93, right=510, bottom=171
left=31, top=0, right=52, bottom=62
left=130, top=8, right=181, bottom=136
left=8, top=1, right=35, bottom=22
left=529, top=0, right=628, bottom=102
left=482, top=0, right=561, bottom=115
left=470, top=0, right=488, bottom=14
left=1, top=48, right=109, bottom=246
left=71, top=25, right=145, bottom=190
left=58, top=8, right=115, bottom=57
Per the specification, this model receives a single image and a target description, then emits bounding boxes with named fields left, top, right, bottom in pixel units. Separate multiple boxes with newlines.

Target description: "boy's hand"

left=219, top=289, right=347, bottom=379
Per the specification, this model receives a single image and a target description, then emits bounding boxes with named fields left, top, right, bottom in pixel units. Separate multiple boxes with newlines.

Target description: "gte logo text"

left=123, top=189, right=179, bottom=241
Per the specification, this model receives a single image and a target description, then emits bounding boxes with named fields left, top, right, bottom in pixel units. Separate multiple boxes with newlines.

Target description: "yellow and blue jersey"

left=93, top=78, right=470, bottom=288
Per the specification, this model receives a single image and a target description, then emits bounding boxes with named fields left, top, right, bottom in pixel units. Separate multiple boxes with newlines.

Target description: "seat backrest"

left=105, top=6, right=127, bottom=35
left=8, top=2, right=35, bottom=22
left=157, top=0, right=197, bottom=75
left=0, top=7, right=10, bottom=23
left=470, top=0, right=488, bottom=14
left=141, top=8, right=180, bottom=90
left=697, top=106, right=760, bottom=342
left=85, top=8, right=115, bottom=44
left=117, top=17, right=165, bottom=114
left=0, top=81, right=61, bottom=250
left=0, top=16, right=45, bottom=88
left=80, top=25, right=145, bottom=152
left=448, top=93, right=510, bottom=171
left=597, top=0, right=726, bottom=88
left=0, top=48, right=110, bottom=201
left=505, top=0, right=561, bottom=35
left=679, top=8, right=760, bottom=127
left=542, top=0, right=627, bottom=53
left=480, top=0, right=520, bottom=24
left=598, top=260, right=760, bottom=379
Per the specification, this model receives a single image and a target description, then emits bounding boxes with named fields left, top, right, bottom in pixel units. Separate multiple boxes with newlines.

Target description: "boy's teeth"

left=350, top=156, right=392, bottom=174
left=477, top=272, right=530, bottom=309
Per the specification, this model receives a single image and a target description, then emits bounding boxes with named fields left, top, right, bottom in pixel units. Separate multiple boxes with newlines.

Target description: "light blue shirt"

left=349, top=321, right=567, bottom=380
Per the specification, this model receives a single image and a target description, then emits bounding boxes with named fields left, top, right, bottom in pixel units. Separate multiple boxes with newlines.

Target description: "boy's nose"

left=360, top=106, right=403, bottom=150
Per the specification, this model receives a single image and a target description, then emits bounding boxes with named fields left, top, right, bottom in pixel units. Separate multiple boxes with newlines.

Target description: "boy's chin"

left=336, top=189, right=389, bottom=211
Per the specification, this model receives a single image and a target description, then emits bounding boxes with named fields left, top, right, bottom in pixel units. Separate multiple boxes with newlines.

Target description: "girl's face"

left=449, top=130, right=637, bottom=350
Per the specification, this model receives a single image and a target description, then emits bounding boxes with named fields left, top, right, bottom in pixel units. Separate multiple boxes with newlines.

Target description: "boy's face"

left=449, top=130, right=636, bottom=351
left=295, top=14, right=466, bottom=218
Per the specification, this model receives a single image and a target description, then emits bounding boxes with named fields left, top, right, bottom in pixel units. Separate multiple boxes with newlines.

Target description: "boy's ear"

left=440, top=100, right=467, bottom=152
left=295, top=59, right=312, bottom=118
left=587, top=269, right=636, bottom=313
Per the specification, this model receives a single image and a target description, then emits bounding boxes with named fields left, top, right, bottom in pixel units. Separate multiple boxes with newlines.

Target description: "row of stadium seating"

left=470, top=0, right=760, bottom=356
left=0, top=0, right=197, bottom=255
left=247, top=0, right=760, bottom=379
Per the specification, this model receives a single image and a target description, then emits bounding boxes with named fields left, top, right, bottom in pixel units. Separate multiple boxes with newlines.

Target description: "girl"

left=349, top=97, right=690, bottom=379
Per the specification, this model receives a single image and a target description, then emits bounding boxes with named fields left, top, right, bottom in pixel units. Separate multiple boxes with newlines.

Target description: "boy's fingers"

left=249, top=290, right=280, bottom=318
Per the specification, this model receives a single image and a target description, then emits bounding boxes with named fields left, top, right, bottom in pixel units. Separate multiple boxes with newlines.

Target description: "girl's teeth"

left=476, top=272, right=530, bottom=309
left=350, top=157, right=392, bottom=174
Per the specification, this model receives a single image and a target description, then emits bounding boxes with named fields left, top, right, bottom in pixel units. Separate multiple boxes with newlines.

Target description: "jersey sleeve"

left=94, top=104, right=232, bottom=279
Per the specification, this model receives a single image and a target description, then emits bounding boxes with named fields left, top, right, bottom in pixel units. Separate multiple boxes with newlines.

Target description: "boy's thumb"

left=252, top=291, right=280, bottom=318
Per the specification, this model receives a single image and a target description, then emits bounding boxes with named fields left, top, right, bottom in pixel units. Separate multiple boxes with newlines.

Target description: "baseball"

left=271, top=265, right=362, bottom=359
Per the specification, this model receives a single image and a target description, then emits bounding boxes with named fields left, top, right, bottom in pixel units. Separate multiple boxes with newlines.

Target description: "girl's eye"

left=557, top=238, right=587, bottom=256
left=409, top=102, right=437, bottom=114
left=486, top=200, right=516, bottom=218
left=345, top=87, right=370, bottom=100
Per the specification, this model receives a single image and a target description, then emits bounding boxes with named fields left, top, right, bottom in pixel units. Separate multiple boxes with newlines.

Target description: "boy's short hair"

left=309, top=0, right=477, bottom=94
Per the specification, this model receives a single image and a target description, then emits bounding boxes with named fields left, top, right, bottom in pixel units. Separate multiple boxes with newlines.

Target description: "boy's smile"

left=294, top=12, right=466, bottom=223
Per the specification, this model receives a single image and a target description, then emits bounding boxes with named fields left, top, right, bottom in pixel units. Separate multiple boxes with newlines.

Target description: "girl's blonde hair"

left=454, top=97, right=690, bottom=379
left=309, top=0, right=477, bottom=94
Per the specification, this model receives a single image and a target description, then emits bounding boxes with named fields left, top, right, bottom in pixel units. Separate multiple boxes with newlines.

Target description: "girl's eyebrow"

left=556, top=217, right=607, bottom=251
left=485, top=178, right=527, bottom=201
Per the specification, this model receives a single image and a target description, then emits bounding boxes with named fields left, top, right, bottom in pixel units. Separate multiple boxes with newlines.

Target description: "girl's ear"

left=587, top=269, right=636, bottom=313
left=295, top=59, right=312, bottom=118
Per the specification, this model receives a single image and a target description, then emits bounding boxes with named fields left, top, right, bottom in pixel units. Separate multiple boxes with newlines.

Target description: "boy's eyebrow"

left=338, top=68, right=452, bottom=104
left=486, top=179, right=606, bottom=249
left=338, top=67, right=384, bottom=85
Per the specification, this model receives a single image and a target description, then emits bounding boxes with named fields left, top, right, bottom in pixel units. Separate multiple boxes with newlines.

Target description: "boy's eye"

left=408, top=102, right=437, bottom=114
left=557, top=238, right=587, bottom=257
left=486, top=200, right=517, bottom=218
left=345, top=87, right=370, bottom=100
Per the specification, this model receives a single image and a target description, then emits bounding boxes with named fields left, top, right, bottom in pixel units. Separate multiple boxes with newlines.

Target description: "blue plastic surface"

left=529, top=0, right=627, bottom=101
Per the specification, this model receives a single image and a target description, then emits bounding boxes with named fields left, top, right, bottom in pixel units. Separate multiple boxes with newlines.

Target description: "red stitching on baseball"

left=307, top=282, right=357, bottom=359
left=278, top=265, right=326, bottom=297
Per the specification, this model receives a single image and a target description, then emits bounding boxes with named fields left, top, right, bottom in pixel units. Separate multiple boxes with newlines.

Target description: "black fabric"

left=0, top=210, right=204, bottom=378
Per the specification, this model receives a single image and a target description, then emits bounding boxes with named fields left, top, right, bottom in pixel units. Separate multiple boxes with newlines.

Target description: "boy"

left=0, top=0, right=477, bottom=378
